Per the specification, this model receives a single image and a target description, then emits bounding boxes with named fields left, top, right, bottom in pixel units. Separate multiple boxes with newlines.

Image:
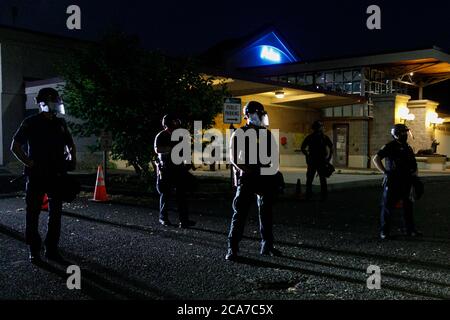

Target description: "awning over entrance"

left=244, top=47, right=450, bottom=88
left=211, top=76, right=362, bottom=109
left=373, top=48, right=450, bottom=87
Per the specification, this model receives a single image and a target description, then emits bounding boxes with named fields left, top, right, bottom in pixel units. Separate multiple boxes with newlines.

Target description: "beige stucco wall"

left=407, top=100, right=439, bottom=153
left=371, top=94, right=410, bottom=158
left=269, top=104, right=317, bottom=167
left=213, top=100, right=321, bottom=167
left=348, top=155, right=368, bottom=168
left=435, top=125, right=450, bottom=157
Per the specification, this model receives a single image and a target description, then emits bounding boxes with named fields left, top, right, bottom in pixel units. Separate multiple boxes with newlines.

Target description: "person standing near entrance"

left=154, top=114, right=196, bottom=228
left=373, top=124, right=422, bottom=240
left=10, top=88, right=76, bottom=264
left=301, top=120, right=333, bottom=200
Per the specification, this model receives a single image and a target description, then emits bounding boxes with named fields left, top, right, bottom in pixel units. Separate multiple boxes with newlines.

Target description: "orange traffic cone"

left=92, top=165, right=108, bottom=202
left=42, top=194, right=49, bottom=211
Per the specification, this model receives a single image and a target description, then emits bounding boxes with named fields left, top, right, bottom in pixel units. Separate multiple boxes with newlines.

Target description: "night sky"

left=0, top=0, right=448, bottom=107
left=1, top=0, right=449, bottom=59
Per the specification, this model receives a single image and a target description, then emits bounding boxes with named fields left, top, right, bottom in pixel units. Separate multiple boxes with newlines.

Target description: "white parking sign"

left=223, top=98, right=242, bottom=124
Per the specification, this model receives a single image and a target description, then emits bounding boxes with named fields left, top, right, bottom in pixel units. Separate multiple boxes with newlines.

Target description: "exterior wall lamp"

left=427, top=112, right=445, bottom=128
left=275, top=91, right=285, bottom=99
left=398, top=106, right=415, bottom=124
left=427, top=112, right=445, bottom=153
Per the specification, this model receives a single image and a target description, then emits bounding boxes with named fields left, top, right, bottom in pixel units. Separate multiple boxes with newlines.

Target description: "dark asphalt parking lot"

left=0, top=178, right=449, bottom=301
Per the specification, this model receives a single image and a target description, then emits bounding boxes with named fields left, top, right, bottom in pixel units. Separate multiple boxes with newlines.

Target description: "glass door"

left=333, top=124, right=349, bottom=167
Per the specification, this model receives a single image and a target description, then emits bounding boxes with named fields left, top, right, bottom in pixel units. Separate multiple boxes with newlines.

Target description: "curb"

left=2, top=175, right=450, bottom=201
left=284, top=174, right=450, bottom=194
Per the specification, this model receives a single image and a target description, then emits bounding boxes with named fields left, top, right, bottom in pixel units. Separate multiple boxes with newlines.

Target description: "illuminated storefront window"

left=266, top=66, right=420, bottom=99
left=269, top=68, right=365, bottom=95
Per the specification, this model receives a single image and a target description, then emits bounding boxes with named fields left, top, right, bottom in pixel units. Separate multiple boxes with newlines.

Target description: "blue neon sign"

left=260, top=46, right=281, bottom=62
left=228, top=31, right=299, bottom=68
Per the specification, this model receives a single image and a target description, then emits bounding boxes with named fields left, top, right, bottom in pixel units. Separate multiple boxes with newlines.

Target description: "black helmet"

left=391, top=124, right=410, bottom=139
left=243, top=101, right=265, bottom=119
left=162, top=114, right=181, bottom=129
left=35, top=87, right=61, bottom=104
left=312, top=120, right=324, bottom=131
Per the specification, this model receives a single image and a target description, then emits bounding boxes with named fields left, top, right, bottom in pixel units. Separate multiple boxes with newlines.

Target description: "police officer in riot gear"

left=225, top=101, right=281, bottom=261
left=10, top=88, right=76, bottom=263
left=301, top=120, right=333, bottom=200
left=154, top=114, right=196, bottom=228
left=373, top=124, right=422, bottom=240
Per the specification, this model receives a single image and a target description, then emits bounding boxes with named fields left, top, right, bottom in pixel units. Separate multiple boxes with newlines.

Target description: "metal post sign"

left=223, top=98, right=242, bottom=124
left=100, top=131, right=113, bottom=151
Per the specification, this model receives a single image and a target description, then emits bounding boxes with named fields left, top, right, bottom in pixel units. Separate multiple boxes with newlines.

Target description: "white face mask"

left=248, top=113, right=262, bottom=126
left=262, top=114, right=269, bottom=127
left=248, top=113, right=269, bottom=127
left=40, top=102, right=65, bottom=115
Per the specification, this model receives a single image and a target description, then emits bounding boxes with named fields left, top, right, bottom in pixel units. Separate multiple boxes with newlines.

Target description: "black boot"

left=260, top=246, right=282, bottom=257
left=380, top=231, right=390, bottom=240
left=179, top=220, right=196, bottom=229
left=29, top=246, right=41, bottom=264
left=44, top=247, right=65, bottom=263
left=405, top=229, right=423, bottom=237
left=225, top=248, right=238, bottom=261
left=159, top=218, right=173, bottom=227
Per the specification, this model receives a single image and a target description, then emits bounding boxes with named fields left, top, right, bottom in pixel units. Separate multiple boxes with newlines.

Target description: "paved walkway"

left=192, top=167, right=450, bottom=191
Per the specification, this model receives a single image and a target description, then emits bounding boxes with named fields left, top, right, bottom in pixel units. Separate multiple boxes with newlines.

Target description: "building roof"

left=0, top=23, right=92, bottom=44
left=243, top=47, right=450, bottom=87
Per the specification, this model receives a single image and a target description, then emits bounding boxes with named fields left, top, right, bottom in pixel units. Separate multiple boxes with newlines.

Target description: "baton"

left=9, top=175, right=26, bottom=184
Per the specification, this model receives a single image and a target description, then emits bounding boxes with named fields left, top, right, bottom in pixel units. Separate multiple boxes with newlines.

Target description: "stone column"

left=407, top=100, right=439, bottom=153
left=370, top=94, right=411, bottom=159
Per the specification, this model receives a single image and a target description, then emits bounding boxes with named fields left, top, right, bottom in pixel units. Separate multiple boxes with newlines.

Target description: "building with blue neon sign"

left=227, top=31, right=299, bottom=68
left=200, top=27, right=299, bottom=70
